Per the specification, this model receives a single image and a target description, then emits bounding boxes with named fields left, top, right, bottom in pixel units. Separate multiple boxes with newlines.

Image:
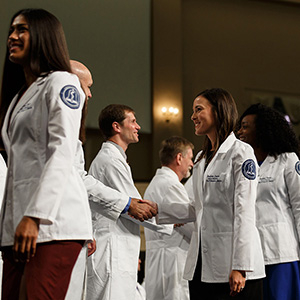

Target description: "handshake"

left=128, top=198, right=158, bottom=222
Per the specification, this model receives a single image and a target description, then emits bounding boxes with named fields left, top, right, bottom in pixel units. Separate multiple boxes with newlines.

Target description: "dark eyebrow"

left=10, top=23, right=28, bottom=29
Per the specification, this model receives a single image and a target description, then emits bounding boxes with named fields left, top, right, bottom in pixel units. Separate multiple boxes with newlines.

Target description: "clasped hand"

left=128, top=198, right=158, bottom=222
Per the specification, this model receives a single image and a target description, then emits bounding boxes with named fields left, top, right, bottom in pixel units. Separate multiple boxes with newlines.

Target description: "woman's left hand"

left=229, top=270, right=246, bottom=296
left=13, top=216, right=40, bottom=262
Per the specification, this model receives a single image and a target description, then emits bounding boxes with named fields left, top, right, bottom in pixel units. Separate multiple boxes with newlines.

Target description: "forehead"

left=124, top=110, right=135, bottom=120
left=241, top=114, right=256, bottom=124
left=11, top=14, right=27, bottom=26
left=186, top=147, right=193, bottom=156
left=193, top=96, right=211, bottom=108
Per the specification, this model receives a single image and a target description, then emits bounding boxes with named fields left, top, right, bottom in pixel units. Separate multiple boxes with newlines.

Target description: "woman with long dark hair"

left=0, top=9, right=92, bottom=299
left=238, top=103, right=300, bottom=300
left=186, top=88, right=265, bottom=299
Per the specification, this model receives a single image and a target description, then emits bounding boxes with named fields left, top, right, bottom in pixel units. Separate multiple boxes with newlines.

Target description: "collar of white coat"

left=36, top=71, right=54, bottom=84
left=158, top=166, right=180, bottom=181
left=193, top=132, right=236, bottom=176
left=105, top=140, right=127, bottom=161
left=217, top=132, right=237, bottom=154
left=259, top=154, right=276, bottom=167
left=193, top=132, right=236, bottom=164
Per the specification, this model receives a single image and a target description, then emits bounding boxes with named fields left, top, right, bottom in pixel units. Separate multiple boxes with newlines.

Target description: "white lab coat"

left=0, top=154, right=7, bottom=300
left=256, top=153, right=300, bottom=264
left=0, top=71, right=93, bottom=246
left=158, top=133, right=265, bottom=282
left=144, top=166, right=194, bottom=300
left=66, top=141, right=132, bottom=300
left=87, top=141, right=141, bottom=300
left=135, top=282, right=146, bottom=300
left=184, top=133, right=265, bottom=282
left=74, top=141, right=129, bottom=221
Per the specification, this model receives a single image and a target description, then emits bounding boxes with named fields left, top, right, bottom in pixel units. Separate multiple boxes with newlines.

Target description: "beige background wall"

left=130, top=0, right=300, bottom=180
left=181, top=0, right=300, bottom=150
left=2, top=0, right=300, bottom=181
left=0, top=0, right=152, bottom=132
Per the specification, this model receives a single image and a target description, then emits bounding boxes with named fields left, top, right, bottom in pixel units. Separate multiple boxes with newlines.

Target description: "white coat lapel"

left=1, top=93, right=19, bottom=151
left=8, top=82, right=40, bottom=131
left=193, top=159, right=205, bottom=211
left=202, top=151, right=218, bottom=187
left=106, top=142, right=132, bottom=176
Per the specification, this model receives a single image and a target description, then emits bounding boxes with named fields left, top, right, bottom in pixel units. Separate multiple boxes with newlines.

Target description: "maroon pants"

left=2, top=240, right=83, bottom=300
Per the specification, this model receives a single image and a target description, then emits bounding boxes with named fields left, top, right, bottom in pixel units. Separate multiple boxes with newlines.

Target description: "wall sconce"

left=161, top=106, right=179, bottom=122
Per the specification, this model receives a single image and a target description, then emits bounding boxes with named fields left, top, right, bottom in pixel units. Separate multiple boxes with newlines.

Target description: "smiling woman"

left=7, top=15, right=30, bottom=66
left=238, top=103, right=300, bottom=300
left=191, top=95, right=216, bottom=143
left=187, top=88, right=265, bottom=300
left=0, top=8, right=93, bottom=300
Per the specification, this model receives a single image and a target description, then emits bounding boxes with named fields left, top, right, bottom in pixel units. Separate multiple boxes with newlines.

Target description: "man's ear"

left=112, top=121, right=121, bottom=133
left=176, top=152, right=182, bottom=165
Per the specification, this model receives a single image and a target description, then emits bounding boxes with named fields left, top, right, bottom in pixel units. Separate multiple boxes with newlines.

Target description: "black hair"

left=239, top=103, right=300, bottom=158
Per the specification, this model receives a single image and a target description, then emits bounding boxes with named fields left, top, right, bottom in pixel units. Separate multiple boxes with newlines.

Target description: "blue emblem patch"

left=295, top=161, right=300, bottom=175
left=242, top=159, right=256, bottom=180
left=60, top=85, right=80, bottom=109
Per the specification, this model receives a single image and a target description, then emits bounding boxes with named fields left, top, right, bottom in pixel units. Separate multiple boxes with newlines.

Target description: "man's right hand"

left=128, top=198, right=158, bottom=222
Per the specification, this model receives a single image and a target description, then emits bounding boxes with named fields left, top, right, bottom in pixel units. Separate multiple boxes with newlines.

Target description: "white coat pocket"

left=211, top=232, right=233, bottom=279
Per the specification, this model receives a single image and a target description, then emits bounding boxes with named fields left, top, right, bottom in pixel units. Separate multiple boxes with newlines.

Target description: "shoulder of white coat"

left=280, top=152, right=299, bottom=161
left=99, top=143, right=125, bottom=161
left=233, top=139, right=256, bottom=158
left=47, top=71, right=80, bottom=86
left=280, top=152, right=300, bottom=175
left=232, top=139, right=258, bottom=180
left=46, top=71, right=84, bottom=108
left=91, top=145, right=126, bottom=171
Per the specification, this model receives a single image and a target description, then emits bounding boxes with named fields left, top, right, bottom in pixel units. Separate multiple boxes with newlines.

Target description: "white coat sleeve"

left=24, top=73, right=83, bottom=224
left=231, top=147, right=258, bottom=272
left=156, top=183, right=196, bottom=224
left=74, top=142, right=129, bottom=221
left=175, top=222, right=195, bottom=241
left=284, top=153, right=300, bottom=242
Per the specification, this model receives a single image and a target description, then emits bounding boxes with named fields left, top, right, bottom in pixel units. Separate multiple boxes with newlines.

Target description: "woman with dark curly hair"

left=238, top=103, right=300, bottom=300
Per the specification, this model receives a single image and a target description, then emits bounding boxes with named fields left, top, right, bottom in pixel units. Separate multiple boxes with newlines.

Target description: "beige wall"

left=119, top=0, right=300, bottom=181
left=182, top=0, right=300, bottom=150
left=2, top=0, right=300, bottom=180
left=1, top=0, right=152, bottom=132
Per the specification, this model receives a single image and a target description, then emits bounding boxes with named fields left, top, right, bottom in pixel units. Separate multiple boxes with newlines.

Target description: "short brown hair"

left=98, top=104, right=135, bottom=139
left=159, top=136, right=194, bottom=166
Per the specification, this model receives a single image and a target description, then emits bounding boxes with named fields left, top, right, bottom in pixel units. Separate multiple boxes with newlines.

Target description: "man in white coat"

left=144, top=136, right=195, bottom=300
left=66, top=61, right=157, bottom=300
left=86, top=103, right=154, bottom=300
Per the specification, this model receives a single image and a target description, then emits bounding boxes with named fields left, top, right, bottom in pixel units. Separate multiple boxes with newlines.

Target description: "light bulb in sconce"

left=161, top=106, right=179, bottom=122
